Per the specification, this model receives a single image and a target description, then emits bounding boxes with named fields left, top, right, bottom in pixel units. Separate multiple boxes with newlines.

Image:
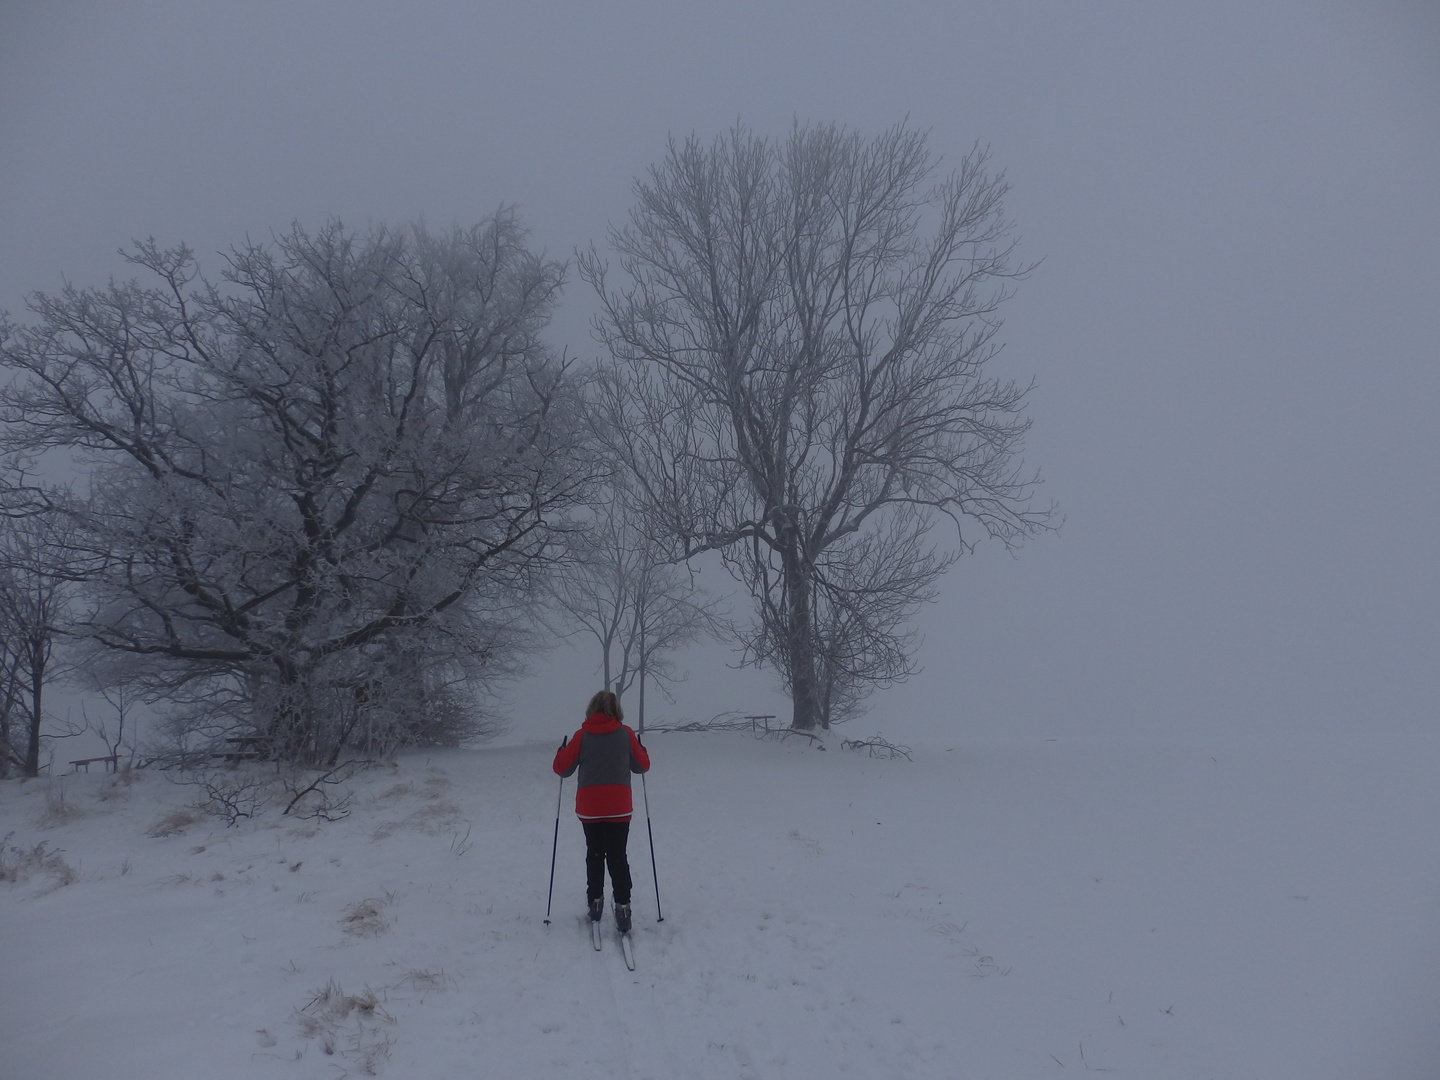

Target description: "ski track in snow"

left=3, top=732, right=1440, bottom=1079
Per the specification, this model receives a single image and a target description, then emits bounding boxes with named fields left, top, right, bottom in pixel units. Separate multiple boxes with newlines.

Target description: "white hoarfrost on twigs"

left=2, top=732, right=1439, bottom=1079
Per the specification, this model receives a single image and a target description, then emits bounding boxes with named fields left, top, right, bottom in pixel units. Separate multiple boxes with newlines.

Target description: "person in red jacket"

left=552, top=690, right=651, bottom=932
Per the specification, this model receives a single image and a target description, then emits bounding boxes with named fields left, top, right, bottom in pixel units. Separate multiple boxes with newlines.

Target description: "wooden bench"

left=217, top=737, right=271, bottom=763
left=69, top=755, right=119, bottom=774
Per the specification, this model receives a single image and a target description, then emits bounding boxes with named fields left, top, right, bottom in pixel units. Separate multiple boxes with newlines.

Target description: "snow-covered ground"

left=3, top=730, right=1438, bottom=1079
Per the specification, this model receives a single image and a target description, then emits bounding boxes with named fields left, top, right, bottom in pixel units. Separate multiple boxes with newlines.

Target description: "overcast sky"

left=2, top=0, right=1437, bottom=742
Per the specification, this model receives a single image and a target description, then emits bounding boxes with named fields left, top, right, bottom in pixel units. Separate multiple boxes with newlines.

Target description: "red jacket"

left=552, top=713, right=651, bottom=821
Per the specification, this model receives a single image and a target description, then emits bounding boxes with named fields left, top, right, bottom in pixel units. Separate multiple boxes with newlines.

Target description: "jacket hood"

left=582, top=712, right=623, bottom=734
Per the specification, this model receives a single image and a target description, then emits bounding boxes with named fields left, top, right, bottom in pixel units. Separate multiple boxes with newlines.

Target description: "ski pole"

left=641, top=769, right=663, bottom=922
left=543, top=737, right=566, bottom=926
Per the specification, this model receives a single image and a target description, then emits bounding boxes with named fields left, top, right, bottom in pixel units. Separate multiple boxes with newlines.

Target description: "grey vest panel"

left=570, top=727, right=637, bottom=788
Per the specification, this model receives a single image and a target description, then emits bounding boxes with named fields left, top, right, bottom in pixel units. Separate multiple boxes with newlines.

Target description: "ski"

left=590, top=918, right=603, bottom=951
left=618, top=930, right=635, bottom=970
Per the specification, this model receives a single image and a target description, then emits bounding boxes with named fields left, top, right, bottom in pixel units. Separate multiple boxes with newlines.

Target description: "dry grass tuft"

left=94, top=766, right=139, bottom=802
left=372, top=799, right=463, bottom=841
left=146, top=808, right=202, bottom=838
left=397, top=968, right=453, bottom=1002
left=34, top=783, right=85, bottom=828
left=295, top=978, right=395, bottom=1073
left=340, top=892, right=396, bottom=938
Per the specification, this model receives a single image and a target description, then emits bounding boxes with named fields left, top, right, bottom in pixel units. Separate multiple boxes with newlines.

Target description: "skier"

left=552, top=690, right=651, bottom=933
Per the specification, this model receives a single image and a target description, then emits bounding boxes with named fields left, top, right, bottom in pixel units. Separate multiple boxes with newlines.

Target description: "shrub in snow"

left=0, top=833, right=77, bottom=891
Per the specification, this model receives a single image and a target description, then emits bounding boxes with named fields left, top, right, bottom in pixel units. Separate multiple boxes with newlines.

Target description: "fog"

left=2, top=0, right=1437, bottom=744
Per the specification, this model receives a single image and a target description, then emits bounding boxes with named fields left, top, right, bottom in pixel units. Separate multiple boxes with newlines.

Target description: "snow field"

left=3, top=731, right=1438, bottom=1079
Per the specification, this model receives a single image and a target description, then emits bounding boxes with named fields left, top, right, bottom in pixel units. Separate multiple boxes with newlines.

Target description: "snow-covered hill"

left=3, top=732, right=1438, bottom=1079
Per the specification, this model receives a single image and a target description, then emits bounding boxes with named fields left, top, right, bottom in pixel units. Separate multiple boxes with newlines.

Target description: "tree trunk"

left=23, top=634, right=44, bottom=777
left=780, top=524, right=822, bottom=730
left=269, top=656, right=320, bottom=765
left=637, top=614, right=646, bottom=736
left=0, top=661, right=15, bottom=779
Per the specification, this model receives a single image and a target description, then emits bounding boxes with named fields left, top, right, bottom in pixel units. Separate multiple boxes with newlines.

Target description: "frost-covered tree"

left=0, top=215, right=594, bottom=764
left=583, top=122, right=1052, bottom=730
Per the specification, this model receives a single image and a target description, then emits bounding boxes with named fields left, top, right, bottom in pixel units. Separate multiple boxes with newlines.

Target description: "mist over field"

left=3, top=1, right=1436, bottom=746
left=2, top=3, right=1438, bottom=1076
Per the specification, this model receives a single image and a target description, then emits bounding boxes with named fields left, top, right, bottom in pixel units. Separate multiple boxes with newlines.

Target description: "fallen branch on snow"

left=840, top=734, right=912, bottom=760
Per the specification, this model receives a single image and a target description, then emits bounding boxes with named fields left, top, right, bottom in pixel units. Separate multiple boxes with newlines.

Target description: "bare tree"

left=0, top=466, right=53, bottom=521
left=0, top=512, right=80, bottom=776
left=0, top=215, right=595, bottom=764
left=0, top=628, right=24, bottom=777
left=582, top=121, right=1052, bottom=730
left=79, top=681, right=139, bottom=766
left=547, top=479, right=722, bottom=721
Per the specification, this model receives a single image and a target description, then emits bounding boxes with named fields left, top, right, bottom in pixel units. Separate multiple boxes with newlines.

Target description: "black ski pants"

left=581, top=819, right=632, bottom=905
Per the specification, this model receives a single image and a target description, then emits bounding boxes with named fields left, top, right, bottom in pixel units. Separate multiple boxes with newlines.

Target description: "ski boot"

left=614, top=902, right=632, bottom=933
left=588, top=898, right=604, bottom=923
